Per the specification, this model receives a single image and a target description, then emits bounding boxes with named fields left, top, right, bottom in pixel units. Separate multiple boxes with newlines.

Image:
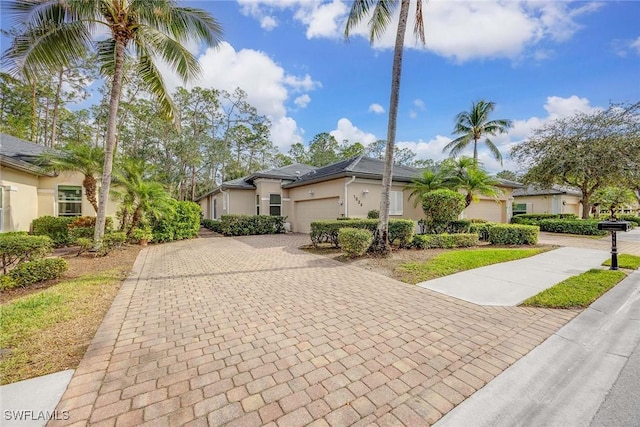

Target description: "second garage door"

left=293, top=198, right=340, bottom=233
left=464, top=200, right=505, bottom=223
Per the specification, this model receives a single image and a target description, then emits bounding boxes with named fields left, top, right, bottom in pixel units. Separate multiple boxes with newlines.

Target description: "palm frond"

left=344, top=0, right=377, bottom=39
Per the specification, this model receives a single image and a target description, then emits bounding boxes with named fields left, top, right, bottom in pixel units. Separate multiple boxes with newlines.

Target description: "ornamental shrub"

left=151, top=200, right=202, bottom=242
left=412, top=233, right=479, bottom=249
left=470, top=222, right=498, bottom=241
left=0, top=235, right=53, bottom=274
left=338, top=228, right=373, bottom=257
left=310, top=219, right=414, bottom=248
left=75, top=238, right=93, bottom=256
left=367, top=210, right=380, bottom=219
left=202, top=219, right=223, bottom=233
left=618, top=214, right=640, bottom=226
left=0, top=275, right=15, bottom=290
left=31, top=216, right=73, bottom=246
left=511, top=213, right=577, bottom=225
left=445, top=220, right=471, bottom=234
left=538, top=219, right=606, bottom=236
left=488, top=224, right=539, bottom=245
left=8, top=257, right=68, bottom=287
left=421, top=190, right=466, bottom=234
left=220, top=215, right=285, bottom=236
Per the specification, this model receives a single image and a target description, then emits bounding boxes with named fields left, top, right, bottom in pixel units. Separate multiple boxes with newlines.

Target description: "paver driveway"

left=50, top=234, right=576, bottom=427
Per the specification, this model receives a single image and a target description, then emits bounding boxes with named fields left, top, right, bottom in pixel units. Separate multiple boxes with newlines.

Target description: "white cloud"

left=261, top=16, right=278, bottom=31
left=543, top=95, right=600, bottom=119
left=159, top=41, right=320, bottom=150
left=294, top=94, right=311, bottom=108
left=413, top=99, right=426, bottom=109
left=632, top=37, right=640, bottom=54
left=368, top=103, right=385, bottom=114
left=330, top=118, right=378, bottom=145
left=243, top=1, right=602, bottom=62
left=397, top=135, right=452, bottom=164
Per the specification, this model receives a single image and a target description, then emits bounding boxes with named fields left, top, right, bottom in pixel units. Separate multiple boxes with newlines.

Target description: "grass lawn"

left=396, top=247, right=546, bottom=284
left=521, top=269, right=627, bottom=309
left=602, top=254, right=640, bottom=270
left=0, top=246, right=139, bottom=385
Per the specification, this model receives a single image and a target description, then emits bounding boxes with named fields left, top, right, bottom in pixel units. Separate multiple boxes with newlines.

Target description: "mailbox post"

left=597, top=220, right=631, bottom=270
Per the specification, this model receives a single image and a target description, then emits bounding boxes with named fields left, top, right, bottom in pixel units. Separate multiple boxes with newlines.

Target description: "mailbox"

left=597, top=221, right=631, bottom=232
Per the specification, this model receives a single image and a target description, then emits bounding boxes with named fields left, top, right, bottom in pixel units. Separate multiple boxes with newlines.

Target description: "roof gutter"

left=344, top=176, right=356, bottom=218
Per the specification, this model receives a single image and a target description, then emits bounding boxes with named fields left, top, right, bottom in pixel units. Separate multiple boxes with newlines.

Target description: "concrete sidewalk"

left=435, top=269, right=640, bottom=427
left=417, top=247, right=610, bottom=306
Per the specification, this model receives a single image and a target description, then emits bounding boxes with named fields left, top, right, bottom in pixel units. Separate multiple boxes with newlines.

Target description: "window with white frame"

left=269, top=194, right=281, bottom=216
left=57, top=185, right=82, bottom=216
left=389, top=191, right=403, bottom=215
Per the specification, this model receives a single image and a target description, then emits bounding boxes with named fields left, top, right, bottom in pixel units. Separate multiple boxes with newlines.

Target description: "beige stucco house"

left=512, top=185, right=583, bottom=217
left=0, top=133, right=118, bottom=232
left=197, top=156, right=520, bottom=233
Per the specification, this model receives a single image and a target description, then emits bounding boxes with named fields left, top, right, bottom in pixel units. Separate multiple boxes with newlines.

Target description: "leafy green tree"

left=511, top=103, right=640, bottom=219
left=440, top=157, right=503, bottom=207
left=592, top=187, right=636, bottom=219
left=3, top=0, right=223, bottom=247
left=496, top=170, right=519, bottom=181
left=308, top=132, right=340, bottom=166
left=443, top=100, right=512, bottom=165
left=339, top=141, right=366, bottom=159
left=407, top=169, right=444, bottom=207
left=38, top=142, right=104, bottom=213
left=346, top=0, right=425, bottom=256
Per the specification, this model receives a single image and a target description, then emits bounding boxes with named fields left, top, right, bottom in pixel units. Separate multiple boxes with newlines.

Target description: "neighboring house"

left=0, top=133, right=118, bottom=232
left=197, top=156, right=520, bottom=233
left=513, top=185, right=584, bottom=217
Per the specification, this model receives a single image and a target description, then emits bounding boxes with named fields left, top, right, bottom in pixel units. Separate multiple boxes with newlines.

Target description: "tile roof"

left=0, top=133, right=55, bottom=176
left=513, top=184, right=582, bottom=197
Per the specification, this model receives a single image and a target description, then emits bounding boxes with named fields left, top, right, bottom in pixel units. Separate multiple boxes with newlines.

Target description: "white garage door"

left=294, top=198, right=340, bottom=233
left=464, top=200, right=504, bottom=223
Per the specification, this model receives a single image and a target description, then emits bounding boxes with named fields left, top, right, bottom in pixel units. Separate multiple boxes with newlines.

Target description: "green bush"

left=0, top=235, right=53, bottom=274
left=421, top=189, right=466, bottom=234
left=412, top=233, right=479, bottom=249
left=538, top=219, right=606, bottom=236
left=470, top=222, right=498, bottom=241
left=367, top=210, right=379, bottom=219
left=202, top=219, right=223, bottom=233
left=511, top=213, right=577, bottom=225
left=7, top=257, right=68, bottom=288
left=338, top=228, right=374, bottom=257
left=618, top=214, right=640, bottom=226
left=75, top=238, right=93, bottom=257
left=310, top=219, right=414, bottom=248
left=68, top=226, right=94, bottom=241
left=68, top=216, right=113, bottom=230
left=470, top=218, right=488, bottom=223
left=31, top=216, right=73, bottom=246
left=0, top=274, right=16, bottom=290
left=220, top=215, right=285, bottom=236
left=104, top=232, right=127, bottom=249
left=445, top=220, right=471, bottom=234
left=488, top=224, right=539, bottom=245
left=151, top=200, right=202, bottom=242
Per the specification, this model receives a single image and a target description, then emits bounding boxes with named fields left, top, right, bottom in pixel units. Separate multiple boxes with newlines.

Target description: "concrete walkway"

left=435, top=269, right=640, bottom=427
left=47, top=234, right=574, bottom=426
left=416, top=247, right=610, bottom=306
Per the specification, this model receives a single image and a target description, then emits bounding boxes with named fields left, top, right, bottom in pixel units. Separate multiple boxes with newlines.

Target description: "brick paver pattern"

left=50, top=234, right=577, bottom=427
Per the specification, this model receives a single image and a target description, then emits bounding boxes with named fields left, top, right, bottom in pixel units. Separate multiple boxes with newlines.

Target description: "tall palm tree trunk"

left=371, top=0, right=410, bottom=256
left=94, top=40, right=126, bottom=246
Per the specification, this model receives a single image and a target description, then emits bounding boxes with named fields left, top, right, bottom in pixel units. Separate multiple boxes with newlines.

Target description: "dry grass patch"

left=0, top=245, right=140, bottom=384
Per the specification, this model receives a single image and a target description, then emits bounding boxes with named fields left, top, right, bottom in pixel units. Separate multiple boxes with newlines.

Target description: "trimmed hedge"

left=469, top=222, right=497, bottom=241
left=488, top=224, right=539, bottom=245
left=4, top=257, right=68, bottom=289
left=31, top=216, right=73, bottom=246
left=511, top=213, right=577, bottom=225
left=0, top=235, right=53, bottom=274
left=310, top=219, right=414, bottom=248
left=202, top=219, right=223, bottom=234
left=151, top=200, right=202, bottom=242
left=220, top=215, right=285, bottom=236
left=412, top=233, right=479, bottom=249
left=538, top=219, right=606, bottom=236
left=445, top=220, right=471, bottom=234
left=338, top=228, right=373, bottom=257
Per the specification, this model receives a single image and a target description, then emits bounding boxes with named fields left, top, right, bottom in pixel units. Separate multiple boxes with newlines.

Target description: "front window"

left=269, top=194, right=281, bottom=216
left=256, top=194, right=260, bottom=215
left=57, top=185, right=82, bottom=217
left=389, top=191, right=403, bottom=215
left=513, top=203, right=527, bottom=216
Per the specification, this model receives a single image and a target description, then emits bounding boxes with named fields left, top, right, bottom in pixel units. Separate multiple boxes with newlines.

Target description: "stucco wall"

left=514, top=194, right=582, bottom=217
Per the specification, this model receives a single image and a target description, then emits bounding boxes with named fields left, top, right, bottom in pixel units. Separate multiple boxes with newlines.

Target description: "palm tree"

left=38, top=142, right=104, bottom=213
left=443, top=100, right=512, bottom=166
left=3, top=0, right=222, bottom=247
left=406, top=168, right=443, bottom=207
left=440, top=157, right=503, bottom=207
left=345, top=0, right=425, bottom=256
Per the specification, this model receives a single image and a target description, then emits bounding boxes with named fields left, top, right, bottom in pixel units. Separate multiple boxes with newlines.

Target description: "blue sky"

left=3, top=1, right=640, bottom=172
